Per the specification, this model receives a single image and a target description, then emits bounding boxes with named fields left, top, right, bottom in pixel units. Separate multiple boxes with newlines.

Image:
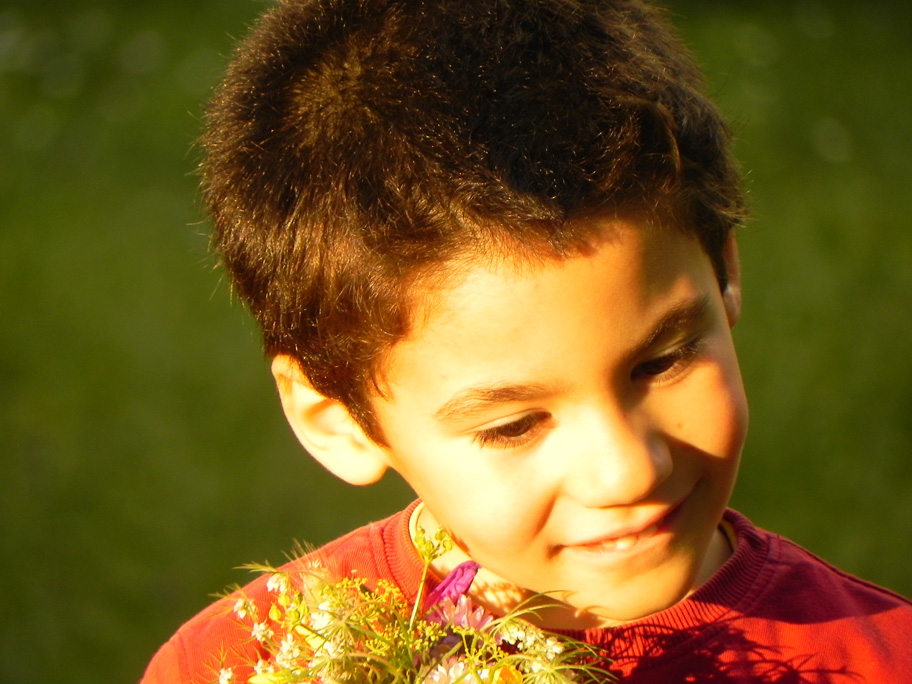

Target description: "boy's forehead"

left=389, top=217, right=712, bottom=352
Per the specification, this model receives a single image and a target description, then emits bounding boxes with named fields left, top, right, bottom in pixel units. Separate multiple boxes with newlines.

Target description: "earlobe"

left=721, top=234, right=742, bottom=328
left=271, top=355, right=390, bottom=485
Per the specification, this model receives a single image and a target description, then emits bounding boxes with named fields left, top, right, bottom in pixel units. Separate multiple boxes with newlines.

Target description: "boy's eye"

left=632, top=339, right=703, bottom=382
left=473, top=412, right=550, bottom=449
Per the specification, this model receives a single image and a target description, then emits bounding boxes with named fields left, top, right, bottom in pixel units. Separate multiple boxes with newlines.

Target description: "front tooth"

left=613, top=534, right=637, bottom=551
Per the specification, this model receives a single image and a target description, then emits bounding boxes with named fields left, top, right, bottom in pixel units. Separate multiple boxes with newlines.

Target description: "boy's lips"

left=562, top=498, right=687, bottom=554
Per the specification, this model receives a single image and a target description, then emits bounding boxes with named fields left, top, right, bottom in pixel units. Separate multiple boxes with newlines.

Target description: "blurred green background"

left=1, top=1, right=909, bottom=681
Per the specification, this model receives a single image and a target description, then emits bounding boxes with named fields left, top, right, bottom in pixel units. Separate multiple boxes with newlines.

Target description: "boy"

left=143, top=0, right=912, bottom=681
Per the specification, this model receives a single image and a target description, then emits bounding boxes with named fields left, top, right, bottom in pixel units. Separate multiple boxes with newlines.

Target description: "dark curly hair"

left=200, top=0, right=745, bottom=442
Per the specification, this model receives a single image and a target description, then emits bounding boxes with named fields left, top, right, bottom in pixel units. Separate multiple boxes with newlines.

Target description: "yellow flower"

left=248, top=674, right=283, bottom=684
left=488, top=666, right=522, bottom=684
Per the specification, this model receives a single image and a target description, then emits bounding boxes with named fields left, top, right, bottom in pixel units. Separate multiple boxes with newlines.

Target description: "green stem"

left=408, top=557, right=432, bottom=631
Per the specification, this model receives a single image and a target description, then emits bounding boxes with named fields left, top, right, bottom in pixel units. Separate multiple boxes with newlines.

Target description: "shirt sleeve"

left=140, top=637, right=184, bottom=683
left=138, top=599, right=259, bottom=684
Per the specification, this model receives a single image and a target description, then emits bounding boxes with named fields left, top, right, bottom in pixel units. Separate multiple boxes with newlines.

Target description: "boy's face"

left=371, top=218, right=747, bottom=626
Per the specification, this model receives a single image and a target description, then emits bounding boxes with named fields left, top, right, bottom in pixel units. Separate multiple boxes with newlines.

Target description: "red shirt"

left=142, top=503, right=912, bottom=683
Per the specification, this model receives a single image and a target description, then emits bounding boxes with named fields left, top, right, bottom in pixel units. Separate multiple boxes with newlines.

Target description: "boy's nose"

left=562, top=407, right=672, bottom=508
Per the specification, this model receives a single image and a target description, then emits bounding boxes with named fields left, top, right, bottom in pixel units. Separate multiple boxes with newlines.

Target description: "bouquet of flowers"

left=226, top=527, right=613, bottom=684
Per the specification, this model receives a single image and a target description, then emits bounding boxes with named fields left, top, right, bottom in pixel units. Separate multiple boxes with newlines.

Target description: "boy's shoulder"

left=687, top=509, right=911, bottom=680
left=745, top=509, right=912, bottom=676
left=738, top=508, right=912, bottom=617
left=140, top=502, right=424, bottom=684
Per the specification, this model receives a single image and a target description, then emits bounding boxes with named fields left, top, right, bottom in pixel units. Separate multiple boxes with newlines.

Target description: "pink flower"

left=424, top=561, right=480, bottom=613
left=432, top=594, right=494, bottom=632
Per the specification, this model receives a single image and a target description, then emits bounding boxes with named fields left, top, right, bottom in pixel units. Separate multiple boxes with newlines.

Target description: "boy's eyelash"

left=473, top=412, right=550, bottom=449
left=633, top=338, right=704, bottom=381
left=472, top=340, right=703, bottom=449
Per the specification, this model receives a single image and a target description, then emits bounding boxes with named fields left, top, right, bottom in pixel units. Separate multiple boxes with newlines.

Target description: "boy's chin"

left=453, top=566, right=686, bottom=631
left=470, top=542, right=728, bottom=630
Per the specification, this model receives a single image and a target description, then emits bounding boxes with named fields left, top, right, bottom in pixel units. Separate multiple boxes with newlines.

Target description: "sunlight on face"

left=372, top=218, right=748, bottom=628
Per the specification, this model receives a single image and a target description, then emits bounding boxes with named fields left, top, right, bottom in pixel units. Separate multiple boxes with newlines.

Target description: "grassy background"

left=1, top=1, right=909, bottom=682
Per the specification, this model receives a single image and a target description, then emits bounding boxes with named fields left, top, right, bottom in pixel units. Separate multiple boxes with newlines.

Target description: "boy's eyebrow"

left=624, top=294, right=714, bottom=365
left=432, top=294, right=714, bottom=425
left=433, top=382, right=566, bottom=424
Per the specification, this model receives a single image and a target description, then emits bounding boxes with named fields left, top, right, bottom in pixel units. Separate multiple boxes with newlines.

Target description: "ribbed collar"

left=379, top=499, right=431, bottom=603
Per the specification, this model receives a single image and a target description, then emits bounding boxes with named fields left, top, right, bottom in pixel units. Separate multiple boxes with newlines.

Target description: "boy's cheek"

left=701, top=341, right=749, bottom=455
left=720, top=355, right=750, bottom=453
left=662, top=362, right=748, bottom=455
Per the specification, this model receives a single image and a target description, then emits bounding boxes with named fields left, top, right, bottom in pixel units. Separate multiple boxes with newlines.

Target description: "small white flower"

left=251, top=621, right=274, bottom=643
left=218, top=668, right=234, bottom=684
left=309, top=603, right=333, bottom=630
left=233, top=598, right=256, bottom=619
left=309, top=631, right=344, bottom=660
left=542, top=635, right=565, bottom=658
left=254, top=659, right=275, bottom=675
left=266, top=573, right=290, bottom=594
left=276, top=633, right=303, bottom=669
left=499, top=621, right=538, bottom=650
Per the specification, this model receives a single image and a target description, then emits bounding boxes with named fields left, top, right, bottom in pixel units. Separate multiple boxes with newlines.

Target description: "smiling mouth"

left=578, top=521, right=661, bottom=552
left=568, top=499, right=686, bottom=554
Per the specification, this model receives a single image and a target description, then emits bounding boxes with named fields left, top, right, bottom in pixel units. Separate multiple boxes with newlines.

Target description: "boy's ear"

left=721, top=234, right=742, bottom=328
left=271, top=355, right=390, bottom=485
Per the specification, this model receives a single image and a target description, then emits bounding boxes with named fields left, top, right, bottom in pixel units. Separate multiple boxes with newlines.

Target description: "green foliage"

left=1, top=2, right=910, bottom=682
